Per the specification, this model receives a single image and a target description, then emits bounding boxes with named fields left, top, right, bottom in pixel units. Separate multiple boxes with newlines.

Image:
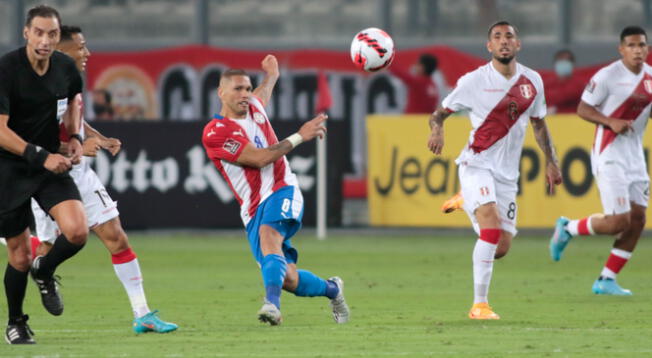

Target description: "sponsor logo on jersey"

left=207, top=129, right=216, bottom=137
left=223, top=138, right=241, bottom=154
left=56, top=98, right=68, bottom=120
left=519, top=84, right=533, bottom=99
left=508, top=101, right=518, bottom=121
left=253, top=112, right=265, bottom=124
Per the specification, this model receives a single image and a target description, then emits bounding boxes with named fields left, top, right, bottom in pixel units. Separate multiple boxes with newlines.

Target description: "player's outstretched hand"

left=68, top=137, right=83, bottom=164
left=44, top=153, right=72, bottom=174
left=427, top=127, right=444, bottom=155
left=546, top=161, right=563, bottom=194
left=101, top=137, right=122, bottom=156
left=83, top=137, right=102, bottom=157
left=608, top=118, right=633, bottom=134
left=298, top=113, right=328, bottom=142
left=261, top=55, right=279, bottom=77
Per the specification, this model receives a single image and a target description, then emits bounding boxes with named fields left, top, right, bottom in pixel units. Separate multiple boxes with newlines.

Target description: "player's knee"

left=9, top=250, right=31, bottom=271
left=63, top=225, right=89, bottom=245
left=610, top=213, right=631, bottom=233
left=283, top=271, right=299, bottom=292
left=630, top=211, right=646, bottom=230
left=494, top=247, right=509, bottom=259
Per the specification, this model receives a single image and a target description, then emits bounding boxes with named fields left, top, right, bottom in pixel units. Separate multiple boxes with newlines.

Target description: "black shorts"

left=0, top=159, right=81, bottom=238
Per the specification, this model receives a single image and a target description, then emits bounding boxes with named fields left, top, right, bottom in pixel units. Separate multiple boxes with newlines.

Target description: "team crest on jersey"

left=508, top=101, right=519, bottom=121
left=519, top=84, right=533, bottom=99
left=223, top=138, right=241, bottom=154
left=644, top=80, right=652, bottom=94
left=253, top=112, right=266, bottom=124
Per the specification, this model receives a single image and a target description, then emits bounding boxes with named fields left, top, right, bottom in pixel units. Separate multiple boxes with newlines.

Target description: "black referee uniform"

left=0, top=47, right=82, bottom=237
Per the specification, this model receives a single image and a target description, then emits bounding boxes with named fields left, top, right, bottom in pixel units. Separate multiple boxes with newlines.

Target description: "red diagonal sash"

left=598, top=72, right=652, bottom=153
left=470, top=75, right=537, bottom=153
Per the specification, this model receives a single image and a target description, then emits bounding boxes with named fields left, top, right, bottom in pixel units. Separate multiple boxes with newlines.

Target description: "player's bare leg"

left=92, top=217, right=177, bottom=333
left=469, top=203, right=502, bottom=320
left=4, top=229, right=35, bottom=344
left=31, top=200, right=87, bottom=316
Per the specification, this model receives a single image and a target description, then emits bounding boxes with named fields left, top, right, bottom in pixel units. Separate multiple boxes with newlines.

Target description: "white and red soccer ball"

left=350, top=27, right=395, bottom=72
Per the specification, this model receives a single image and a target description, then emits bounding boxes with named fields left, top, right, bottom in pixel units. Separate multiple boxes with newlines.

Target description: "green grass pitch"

left=1, top=232, right=650, bottom=357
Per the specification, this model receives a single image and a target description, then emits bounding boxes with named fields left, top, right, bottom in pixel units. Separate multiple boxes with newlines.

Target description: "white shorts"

left=595, top=163, right=649, bottom=215
left=459, top=165, right=518, bottom=237
left=32, top=169, right=119, bottom=244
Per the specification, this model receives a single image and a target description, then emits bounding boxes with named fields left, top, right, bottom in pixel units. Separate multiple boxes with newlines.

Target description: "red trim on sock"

left=30, top=236, right=41, bottom=259
left=577, top=218, right=590, bottom=235
left=479, top=228, right=501, bottom=245
left=605, top=253, right=628, bottom=274
left=111, top=247, right=137, bottom=264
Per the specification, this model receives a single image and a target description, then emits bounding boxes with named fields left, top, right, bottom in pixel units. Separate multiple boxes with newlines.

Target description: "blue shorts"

left=246, top=186, right=304, bottom=265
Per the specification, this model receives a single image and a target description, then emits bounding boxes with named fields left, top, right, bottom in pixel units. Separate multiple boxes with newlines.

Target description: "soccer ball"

left=350, top=28, right=395, bottom=72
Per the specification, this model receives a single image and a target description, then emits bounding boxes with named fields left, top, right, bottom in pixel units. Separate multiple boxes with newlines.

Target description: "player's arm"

left=84, top=122, right=122, bottom=156
left=0, top=114, right=71, bottom=173
left=252, top=55, right=279, bottom=106
left=236, top=113, right=327, bottom=168
left=530, top=117, right=562, bottom=190
left=61, top=93, right=83, bottom=164
left=427, top=106, right=453, bottom=155
left=577, top=100, right=631, bottom=134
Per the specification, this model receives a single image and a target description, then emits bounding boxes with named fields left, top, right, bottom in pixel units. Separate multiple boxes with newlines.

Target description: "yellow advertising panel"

left=367, top=114, right=652, bottom=228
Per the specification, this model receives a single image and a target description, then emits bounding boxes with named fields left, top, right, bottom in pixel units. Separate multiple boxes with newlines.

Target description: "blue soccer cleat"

left=132, top=310, right=178, bottom=334
left=550, top=217, right=572, bottom=261
left=592, top=278, right=633, bottom=296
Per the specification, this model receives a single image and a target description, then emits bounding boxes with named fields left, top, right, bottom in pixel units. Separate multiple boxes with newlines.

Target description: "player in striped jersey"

left=202, top=56, right=349, bottom=326
left=550, top=26, right=651, bottom=295
left=428, top=21, right=562, bottom=319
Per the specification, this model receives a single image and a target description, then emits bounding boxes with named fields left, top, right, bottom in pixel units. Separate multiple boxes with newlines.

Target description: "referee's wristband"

left=69, top=133, right=83, bottom=144
left=285, top=133, right=303, bottom=148
left=23, top=143, right=50, bottom=168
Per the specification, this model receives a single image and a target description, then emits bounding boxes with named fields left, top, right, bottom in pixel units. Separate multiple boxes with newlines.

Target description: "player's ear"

left=23, top=27, right=28, bottom=40
left=486, top=40, right=492, bottom=53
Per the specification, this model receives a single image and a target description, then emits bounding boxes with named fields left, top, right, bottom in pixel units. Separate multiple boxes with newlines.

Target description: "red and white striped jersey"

left=582, top=60, right=652, bottom=180
left=442, top=62, right=546, bottom=182
left=202, top=96, right=299, bottom=226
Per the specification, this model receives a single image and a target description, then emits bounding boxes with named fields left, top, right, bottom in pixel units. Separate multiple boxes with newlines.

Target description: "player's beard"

left=494, top=54, right=514, bottom=65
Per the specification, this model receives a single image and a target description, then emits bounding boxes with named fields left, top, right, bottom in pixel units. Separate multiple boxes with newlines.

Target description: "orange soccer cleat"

left=468, top=302, right=500, bottom=320
left=441, top=192, right=464, bottom=214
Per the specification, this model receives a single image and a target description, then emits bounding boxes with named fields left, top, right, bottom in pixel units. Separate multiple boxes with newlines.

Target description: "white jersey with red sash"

left=442, top=62, right=546, bottom=182
left=582, top=60, right=652, bottom=181
left=202, top=96, right=299, bottom=226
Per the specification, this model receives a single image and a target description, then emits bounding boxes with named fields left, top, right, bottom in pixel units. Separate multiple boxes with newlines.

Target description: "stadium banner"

left=367, top=114, right=652, bottom=228
left=89, top=121, right=345, bottom=230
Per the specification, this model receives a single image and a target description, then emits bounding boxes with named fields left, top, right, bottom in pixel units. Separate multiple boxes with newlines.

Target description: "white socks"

left=472, top=239, right=497, bottom=304
left=113, top=258, right=150, bottom=318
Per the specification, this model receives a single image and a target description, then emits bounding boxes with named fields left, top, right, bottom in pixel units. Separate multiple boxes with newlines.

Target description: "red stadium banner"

left=86, top=44, right=604, bottom=121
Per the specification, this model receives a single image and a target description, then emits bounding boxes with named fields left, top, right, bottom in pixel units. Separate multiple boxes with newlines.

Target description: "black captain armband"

left=69, top=134, right=83, bottom=144
left=23, top=143, right=50, bottom=167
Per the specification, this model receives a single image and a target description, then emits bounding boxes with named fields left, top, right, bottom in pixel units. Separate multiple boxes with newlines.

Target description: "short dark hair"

left=419, top=54, right=438, bottom=75
left=620, top=26, right=647, bottom=42
left=60, top=25, right=82, bottom=42
left=554, top=49, right=575, bottom=63
left=220, top=69, right=249, bottom=82
left=487, top=20, right=518, bottom=38
left=25, top=4, right=61, bottom=28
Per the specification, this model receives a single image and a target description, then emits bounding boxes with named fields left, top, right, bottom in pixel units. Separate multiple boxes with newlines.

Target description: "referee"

left=0, top=5, right=89, bottom=344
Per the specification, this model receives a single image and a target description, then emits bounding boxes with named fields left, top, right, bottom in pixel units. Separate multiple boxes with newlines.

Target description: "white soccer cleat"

left=257, top=301, right=282, bottom=326
left=328, top=276, right=350, bottom=324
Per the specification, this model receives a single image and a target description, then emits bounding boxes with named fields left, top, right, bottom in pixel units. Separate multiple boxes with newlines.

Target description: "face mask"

left=554, top=60, right=573, bottom=77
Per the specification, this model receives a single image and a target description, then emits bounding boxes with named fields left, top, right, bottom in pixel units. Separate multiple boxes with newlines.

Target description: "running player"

left=0, top=5, right=88, bottom=344
left=550, top=26, right=651, bottom=296
left=428, top=21, right=562, bottom=319
left=202, top=55, right=349, bottom=326
left=28, top=25, right=177, bottom=333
